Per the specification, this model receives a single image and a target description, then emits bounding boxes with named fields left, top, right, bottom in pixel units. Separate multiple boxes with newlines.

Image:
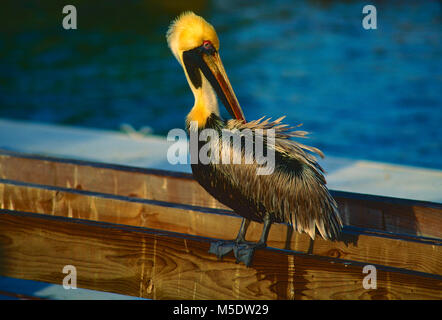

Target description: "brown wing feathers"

left=223, top=116, right=343, bottom=240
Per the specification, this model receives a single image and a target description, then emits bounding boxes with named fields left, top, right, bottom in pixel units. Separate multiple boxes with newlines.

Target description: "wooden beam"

left=0, top=150, right=441, bottom=239
left=0, top=209, right=440, bottom=300
left=0, top=179, right=440, bottom=275
left=0, top=150, right=227, bottom=210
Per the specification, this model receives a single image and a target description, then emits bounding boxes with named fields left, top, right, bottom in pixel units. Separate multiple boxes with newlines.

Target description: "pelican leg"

left=235, top=218, right=251, bottom=243
left=233, top=215, right=272, bottom=267
left=209, top=218, right=251, bottom=259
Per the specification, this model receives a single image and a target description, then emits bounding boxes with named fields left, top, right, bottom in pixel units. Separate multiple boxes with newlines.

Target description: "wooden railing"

left=0, top=150, right=441, bottom=299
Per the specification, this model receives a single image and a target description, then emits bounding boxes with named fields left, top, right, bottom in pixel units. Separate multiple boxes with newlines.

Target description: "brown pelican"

left=167, top=12, right=342, bottom=266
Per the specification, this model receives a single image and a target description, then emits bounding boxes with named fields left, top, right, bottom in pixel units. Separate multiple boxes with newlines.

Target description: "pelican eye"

left=203, top=40, right=212, bottom=48
left=202, top=40, right=215, bottom=54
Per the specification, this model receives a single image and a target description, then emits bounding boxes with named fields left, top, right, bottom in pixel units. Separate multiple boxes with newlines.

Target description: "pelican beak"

left=200, top=52, right=246, bottom=122
left=182, top=43, right=246, bottom=122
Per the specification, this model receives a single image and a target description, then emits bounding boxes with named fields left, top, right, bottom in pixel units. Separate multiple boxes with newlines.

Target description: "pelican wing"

left=214, top=116, right=343, bottom=240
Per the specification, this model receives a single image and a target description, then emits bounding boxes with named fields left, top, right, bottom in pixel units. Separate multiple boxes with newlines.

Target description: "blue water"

left=0, top=0, right=441, bottom=169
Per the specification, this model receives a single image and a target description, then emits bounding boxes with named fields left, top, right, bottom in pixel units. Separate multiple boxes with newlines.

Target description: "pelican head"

left=167, top=12, right=245, bottom=128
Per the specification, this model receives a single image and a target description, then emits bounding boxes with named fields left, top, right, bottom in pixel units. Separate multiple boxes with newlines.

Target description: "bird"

left=167, top=12, right=342, bottom=266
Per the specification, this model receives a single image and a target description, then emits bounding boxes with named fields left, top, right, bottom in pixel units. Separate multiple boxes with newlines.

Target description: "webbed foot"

left=233, top=241, right=266, bottom=267
left=208, top=216, right=271, bottom=267
left=208, top=240, right=236, bottom=259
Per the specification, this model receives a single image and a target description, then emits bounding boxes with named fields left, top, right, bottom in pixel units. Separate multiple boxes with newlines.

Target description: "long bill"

left=200, top=52, right=246, bottom=122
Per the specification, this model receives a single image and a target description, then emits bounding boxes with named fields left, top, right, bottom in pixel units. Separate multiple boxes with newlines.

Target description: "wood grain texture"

left=0, top=151, right=228, bottom=210
left=0, top=209, right=440, bottom=300
left=0, top=151, right=441, bottom=238
left=0, top=179, right=440, bottom=275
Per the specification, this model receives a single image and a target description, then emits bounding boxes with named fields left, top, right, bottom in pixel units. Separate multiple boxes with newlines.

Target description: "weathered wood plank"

left=0, top=209, right=440, bottom=300
left=333, top=192, right=442, bottom=239
left=0, top=179, right=440, bottom=275
left=0, top=150, right=227, bottom=210
left=0, top=151, right=440, bottom=238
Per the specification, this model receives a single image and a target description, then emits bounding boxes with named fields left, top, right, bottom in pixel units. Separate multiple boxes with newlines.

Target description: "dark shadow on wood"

left=339, top=227, right=360, bottom=246
left=284, top=225, right=293, bottom=250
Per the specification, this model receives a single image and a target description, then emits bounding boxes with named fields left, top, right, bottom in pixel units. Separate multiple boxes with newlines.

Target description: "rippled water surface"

left=0, top=0, right=441, bottom=168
